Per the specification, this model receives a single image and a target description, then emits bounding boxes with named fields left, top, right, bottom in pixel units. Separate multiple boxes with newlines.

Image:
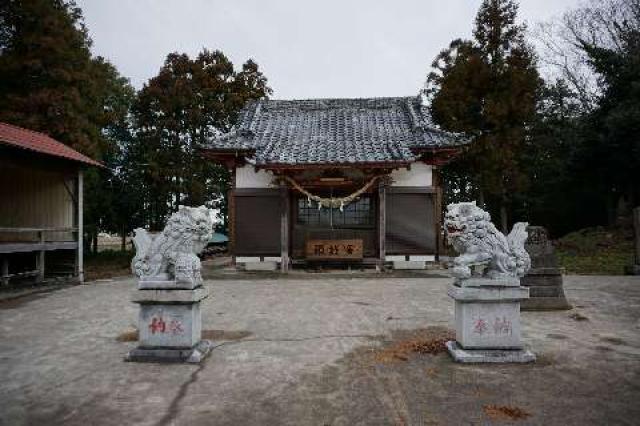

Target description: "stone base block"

left=446, top=341, right=535, bottom=364
left=126, top=340, right=213, bottom=364
left=133, top=287, right=209, bottom=349
left=393, top=261, right=426, bottom=270
left=449, top=283, right=529, bottom=349
left=138, top=279, right=198, bottom=290
left=244, top=261, right=278, bottom=271
left=138, top=303, right=202, bottom=348
left=132, top=286, right=209, bottom=304
left=455, top=277, right=521, bottom=288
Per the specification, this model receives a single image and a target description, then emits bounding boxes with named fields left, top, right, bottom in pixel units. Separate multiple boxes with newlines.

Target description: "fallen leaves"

left=372, top=329, right=455, bottom=364
left=483, top=404, right=531, bottom=421
left=116, top=329, right=138, bottom=342
left=569, top=312, right=589, bottom=321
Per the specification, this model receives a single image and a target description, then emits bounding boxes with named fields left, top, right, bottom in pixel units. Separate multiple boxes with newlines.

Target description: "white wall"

left=235, top=165, right=275, bottom=188
left=390, top=163, right=432, bottom=187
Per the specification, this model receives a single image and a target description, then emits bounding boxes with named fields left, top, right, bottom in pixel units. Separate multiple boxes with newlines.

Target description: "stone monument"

left=444, top=202, right=535, bottom=363
left=521, top=226, right=570, bottom=310
left=625, top=207, right=640, bottom=275
left=126, top=205, right=214, bottom=363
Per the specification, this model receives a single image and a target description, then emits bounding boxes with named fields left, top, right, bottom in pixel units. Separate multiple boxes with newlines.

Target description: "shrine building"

left=202, top=96, right=469, bottom=272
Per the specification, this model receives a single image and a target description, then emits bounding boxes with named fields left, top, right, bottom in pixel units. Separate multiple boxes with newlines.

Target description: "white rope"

left=281, top=175, right=382, bottom=210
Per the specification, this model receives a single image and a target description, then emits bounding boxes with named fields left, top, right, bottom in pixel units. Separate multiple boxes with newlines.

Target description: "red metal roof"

left=0, top=122, right=102, bottom=167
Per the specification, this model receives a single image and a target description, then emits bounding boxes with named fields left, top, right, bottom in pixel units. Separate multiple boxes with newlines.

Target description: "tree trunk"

left=500, top=202, right=508, bottom=234
left=606, top=192, right=617, bottom=226
left=92, top=231, right=98, bottom=255
left=478, top=189, right=485, bottom=208
left=121, top=225, right=126, bottom=252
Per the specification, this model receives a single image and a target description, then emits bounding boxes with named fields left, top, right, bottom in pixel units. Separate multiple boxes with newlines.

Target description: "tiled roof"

left=205, top=96, right=468, bottom=166
left=0, top=122, right=101, bottom=167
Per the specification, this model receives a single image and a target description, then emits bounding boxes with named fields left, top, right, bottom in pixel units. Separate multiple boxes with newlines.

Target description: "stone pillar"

left=127, top=284, right=212, bottom=363
left=626, top=207, right=640, bottom=275
left=521, top=226, right=570, bottom=310
left=446, top=278, right=536, bottom=363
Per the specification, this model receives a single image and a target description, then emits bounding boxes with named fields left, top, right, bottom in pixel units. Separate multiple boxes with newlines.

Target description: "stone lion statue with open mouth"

left=131, top=205, right=213, bottom=286
left=444, top=202, right=531, bottom=279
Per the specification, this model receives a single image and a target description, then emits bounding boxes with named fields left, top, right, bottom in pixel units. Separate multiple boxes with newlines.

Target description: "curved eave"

left=255, top=160, right=412, bottom=171
left=411, top=146, right=465, bottom=166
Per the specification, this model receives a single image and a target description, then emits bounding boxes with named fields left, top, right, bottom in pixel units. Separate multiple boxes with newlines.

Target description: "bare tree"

left=534, top=0, right=640, bottom=110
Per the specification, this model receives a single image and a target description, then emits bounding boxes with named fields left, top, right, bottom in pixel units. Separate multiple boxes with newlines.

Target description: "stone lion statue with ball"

left=131, top=205, right=213, bottom=287
left=444, top=202, right=531, bottom=279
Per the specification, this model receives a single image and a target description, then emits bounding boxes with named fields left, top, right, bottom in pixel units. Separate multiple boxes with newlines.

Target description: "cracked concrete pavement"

left=0, top=275, right=639, bottom=425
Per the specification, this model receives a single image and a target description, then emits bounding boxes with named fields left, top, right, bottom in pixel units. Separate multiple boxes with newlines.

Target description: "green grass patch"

left=555, top=226, right=634, bottom=275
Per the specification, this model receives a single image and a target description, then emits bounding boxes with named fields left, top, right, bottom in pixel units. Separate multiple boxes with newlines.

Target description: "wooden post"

left=378, top=179, right=386, bottom=271
left=634, top=207, right=640, bottom=265
left=77, top=170, right=84, bottom=283
left=228, top=167, right=236, bottom=266
left=280, top=183, right=290, bottom=273
left=1, top=257, right=8, bottom=286
left=433, top=168, right=443, bottom=262
left=37, top=230, right=45, bottom=283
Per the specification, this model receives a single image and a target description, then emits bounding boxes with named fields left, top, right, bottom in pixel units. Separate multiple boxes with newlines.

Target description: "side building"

left=0, top=122, right=101, bottom=284
left=202, top=96, right=468, bottom=271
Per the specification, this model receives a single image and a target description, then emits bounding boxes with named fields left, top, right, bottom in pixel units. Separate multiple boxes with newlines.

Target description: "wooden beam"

left=0, top=227, right=77, bottom=233
left=0, top=242, right=77, bottom=254
left=378, top=179, right=386, bottom=271
left=280, top=184, right=290, bottom=273
left=199, top=149, right=252, bottom=170
left=387, top=186, right=437, bottom=194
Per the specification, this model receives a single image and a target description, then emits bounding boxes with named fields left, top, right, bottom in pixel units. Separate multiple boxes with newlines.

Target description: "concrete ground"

left=0, top=275, right=639, bottom=426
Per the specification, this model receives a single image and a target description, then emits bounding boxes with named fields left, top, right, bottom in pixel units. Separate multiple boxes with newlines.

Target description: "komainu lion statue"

left=131, top=205, right=213, bottom=286
left=444, top=202, right=531, bottom=279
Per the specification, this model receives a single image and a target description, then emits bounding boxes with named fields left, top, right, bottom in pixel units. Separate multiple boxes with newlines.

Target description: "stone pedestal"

left=447, top=278, right=535, bottom=363
left=521, top=226, right=570, bottom=310
left=126, top=284, right=212, bottom=363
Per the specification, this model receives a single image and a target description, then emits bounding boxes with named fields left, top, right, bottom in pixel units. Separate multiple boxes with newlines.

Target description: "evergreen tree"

left=0, top=0, right=137, bottom=250
left=532, top=0, right=640, bottom=231
left=131, top=50, right=271, bottom=230
left=426, top=0, right=541, bottom=232
left=578, top=1, right=640, bottom=220
left=0, top=0, right=114, bottom=157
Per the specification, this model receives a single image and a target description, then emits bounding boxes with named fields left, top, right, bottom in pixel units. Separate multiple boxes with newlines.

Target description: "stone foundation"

left=392, top=260, right=426, bottom=270
left=126, top=284, right=212, bottom=363
left=446, top=341, right=536, bottom=363
left=447, top=277, right=535, bottom=363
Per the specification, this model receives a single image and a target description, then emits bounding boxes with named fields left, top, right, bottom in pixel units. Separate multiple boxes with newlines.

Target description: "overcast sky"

left=77, top=0, right=582, bottom=99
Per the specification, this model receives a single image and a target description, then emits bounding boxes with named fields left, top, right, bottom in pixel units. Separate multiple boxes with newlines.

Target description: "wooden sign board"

left=306, top=239, right=363, bottom=260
